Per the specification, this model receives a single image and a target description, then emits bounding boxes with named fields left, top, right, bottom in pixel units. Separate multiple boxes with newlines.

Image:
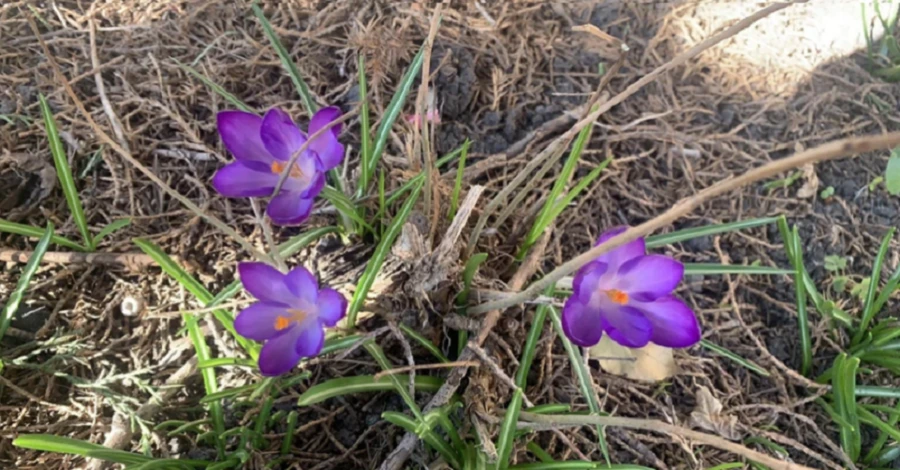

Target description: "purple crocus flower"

left=234, top=262, right=347, bottom=376
left=562, top=226, right=701, bottom=349
left=211, top=107, right=344, bottom=225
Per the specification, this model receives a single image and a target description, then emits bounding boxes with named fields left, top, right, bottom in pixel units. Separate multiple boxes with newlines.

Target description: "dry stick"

left=250, top=197, right=284, bottom=271
left=0, top=250, right=167, bottom=270
left=372, top=361, right=480, bottom=380
left=27, top=18, right=272, bottom=264
left=517, top=412, right=816, bottom=470
left=472, top=131, right=900, bottom=314
left=89, top=20, right=130, bottom=154
left=87, top=358, right=198, bottom=469
left=270, top=112, right=356, bottom=199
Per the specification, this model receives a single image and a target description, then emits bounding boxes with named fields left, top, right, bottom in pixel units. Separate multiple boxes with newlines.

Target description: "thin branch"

left=0, top=250, right=167, bottom=270
left=471, top=130, right=900, bottom=314
left=518, top=412, right=816, bottom=470
left=270, top=112, right=356, bottom=198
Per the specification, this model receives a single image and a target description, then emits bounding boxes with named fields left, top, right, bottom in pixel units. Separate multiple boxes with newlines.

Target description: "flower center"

left=274, top=308, right=308, bottom=331
left=270, top=161, right=304, bottom=178
left=604, top=289, right=629, bottom=305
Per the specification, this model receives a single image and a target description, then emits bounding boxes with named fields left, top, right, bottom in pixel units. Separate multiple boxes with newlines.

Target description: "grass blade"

left=399, top=323, right=449, bottom=363
left=40, top=94, right=92, bottom=250
left=854, top=228, right=896, bottom=344
left=182, top=305, right=225, bottom=456
left=134, top=238, right=257, bottom=358
left=859, top=407, right=900, bottom=447
left=321, top=185, right=373, bottom=233
left=347, top=180, right=423, bottom=326
left=94, top=218, right=131, bottom=244
left=456, top=252, right=489, bottom=356
left=13, top=435, right=154, bottom=466
left=832, top=353, right=862, bottom=461
left=364, top=342, right=423, bottom=419
left=683, top=263, right=791, bottom=276
left=496, top=388, right=524, bottom=470
left=382, top=411, right=460, bottom=468
left=251, top=3, right=316, bottom=114
left=777, top=216, right=852, bottom=326
left=548, top=305, right=610, bottom=465
left=174, top=59, right=254, bottom=113
left=296, top=375, right=443, bottom=406
left=358, top=54, right=373, bottom=190
left=0, top=219, right=86, bottom=251
left=526, top=442, right=555, bottom=463
left=520, top=120, right=600, bottom=257
left=449, top=139, right=471, bottom=220
left=516, top=295, right=551, bottom=388
left=360, top=46, right=426, bottom=196
left=646, top=217, right=779, bottom=249
left=281, top=411, right=298, bottom=455
left=787, top=226, right=812, bottom=375
left=699, top=339, right=770, bottom=377
left=198, top=383, right=261, bottom=404
left=873, top=261, right=900, bottom=314
left=0, top=222, right=53, bottom=342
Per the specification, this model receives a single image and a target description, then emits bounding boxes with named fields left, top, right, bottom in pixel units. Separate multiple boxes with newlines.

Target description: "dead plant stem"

left=518, top=412, right=817, bottom=470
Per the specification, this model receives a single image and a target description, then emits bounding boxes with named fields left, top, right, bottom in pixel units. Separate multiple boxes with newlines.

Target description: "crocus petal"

left=299, top=168, right=325, bottom=199
left=602, top=306, right=652, bottom=348
left=238, top=262, right=294, bottom=305
left=294, top=320, right=325, bottom=358
left=308, top=106, right=344, bottom=170
left=258, top=325, right=303, bottom=376
left=595, top=226, right=645, bottom=270
left=266, top=192, right=315, bottom=226
left=572, top=260, right=608, bottom=304
left=561, top=298, right=604, bottom=347
left=211, top=162, right=279, bottom=197
left=260, top=108, right=307, bottom=162
left=234, top=302, right=289, bottom=341
left=617, top=254, right=684, bottom=300
left=309, top=106, right=342, bottom=138
left=316, top=287, right=347, bottom=327
left=217, top=111, right=271, bottom=165
left=635, top=295, right=701, bottom=348
left=285, top=266, right=318, bottom=305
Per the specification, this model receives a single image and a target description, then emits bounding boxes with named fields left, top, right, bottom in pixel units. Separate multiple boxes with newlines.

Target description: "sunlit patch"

left=274, top=316, right=291, bottom=331
left=605, top=289, right=629, bottom=305
left=270, top=161, right=303, bottom=178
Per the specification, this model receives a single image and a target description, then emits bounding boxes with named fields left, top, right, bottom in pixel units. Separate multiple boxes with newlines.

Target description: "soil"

left=3, top=1, right=900, bottom=470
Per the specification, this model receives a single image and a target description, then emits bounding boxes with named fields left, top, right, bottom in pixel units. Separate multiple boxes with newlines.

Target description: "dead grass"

left=3, top=1, right=900, bottom=469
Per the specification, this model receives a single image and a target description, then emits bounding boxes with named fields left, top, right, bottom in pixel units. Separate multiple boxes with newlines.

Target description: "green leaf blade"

left=296, top=375, right=444, bottom=406
left=252, top=3, right=316, bottom=114
left=0, top=222, right=54, bottom=342
left=39, top=94, right=92, bottom=250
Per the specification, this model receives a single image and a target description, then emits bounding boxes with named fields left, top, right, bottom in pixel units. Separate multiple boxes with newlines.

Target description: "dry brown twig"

left=518, top=412, right=817, bottom=470
left=0, top=250, right=167, bottom=270
left=471, top=130, right=900, bottom=315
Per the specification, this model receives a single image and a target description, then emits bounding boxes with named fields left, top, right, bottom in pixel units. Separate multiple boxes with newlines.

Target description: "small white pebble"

left=120, top=296, right=143, bottom=317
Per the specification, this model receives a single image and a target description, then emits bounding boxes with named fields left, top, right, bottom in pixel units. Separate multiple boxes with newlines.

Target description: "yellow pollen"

left=273, top=309, right=308, bottom=331
left=270, top=161, right=303, bottom=178
left=605, top=289, right=629, bottom=305
left=274, top=316, right=291, bottom=331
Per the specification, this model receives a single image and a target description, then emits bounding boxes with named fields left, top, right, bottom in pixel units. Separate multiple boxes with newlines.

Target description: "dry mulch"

left=2, top=1, right=900, bottom=469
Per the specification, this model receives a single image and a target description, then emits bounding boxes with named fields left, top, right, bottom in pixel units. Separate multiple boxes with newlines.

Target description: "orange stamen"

left=605, top=289, right=629, bottom=305
left=270, top=161, right=303, bottom=178
left=274, top=316, right=291, bottom=331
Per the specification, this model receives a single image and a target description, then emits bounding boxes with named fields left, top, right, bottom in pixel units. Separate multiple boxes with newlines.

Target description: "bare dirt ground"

left=3, top=1, right=900, bottom=469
